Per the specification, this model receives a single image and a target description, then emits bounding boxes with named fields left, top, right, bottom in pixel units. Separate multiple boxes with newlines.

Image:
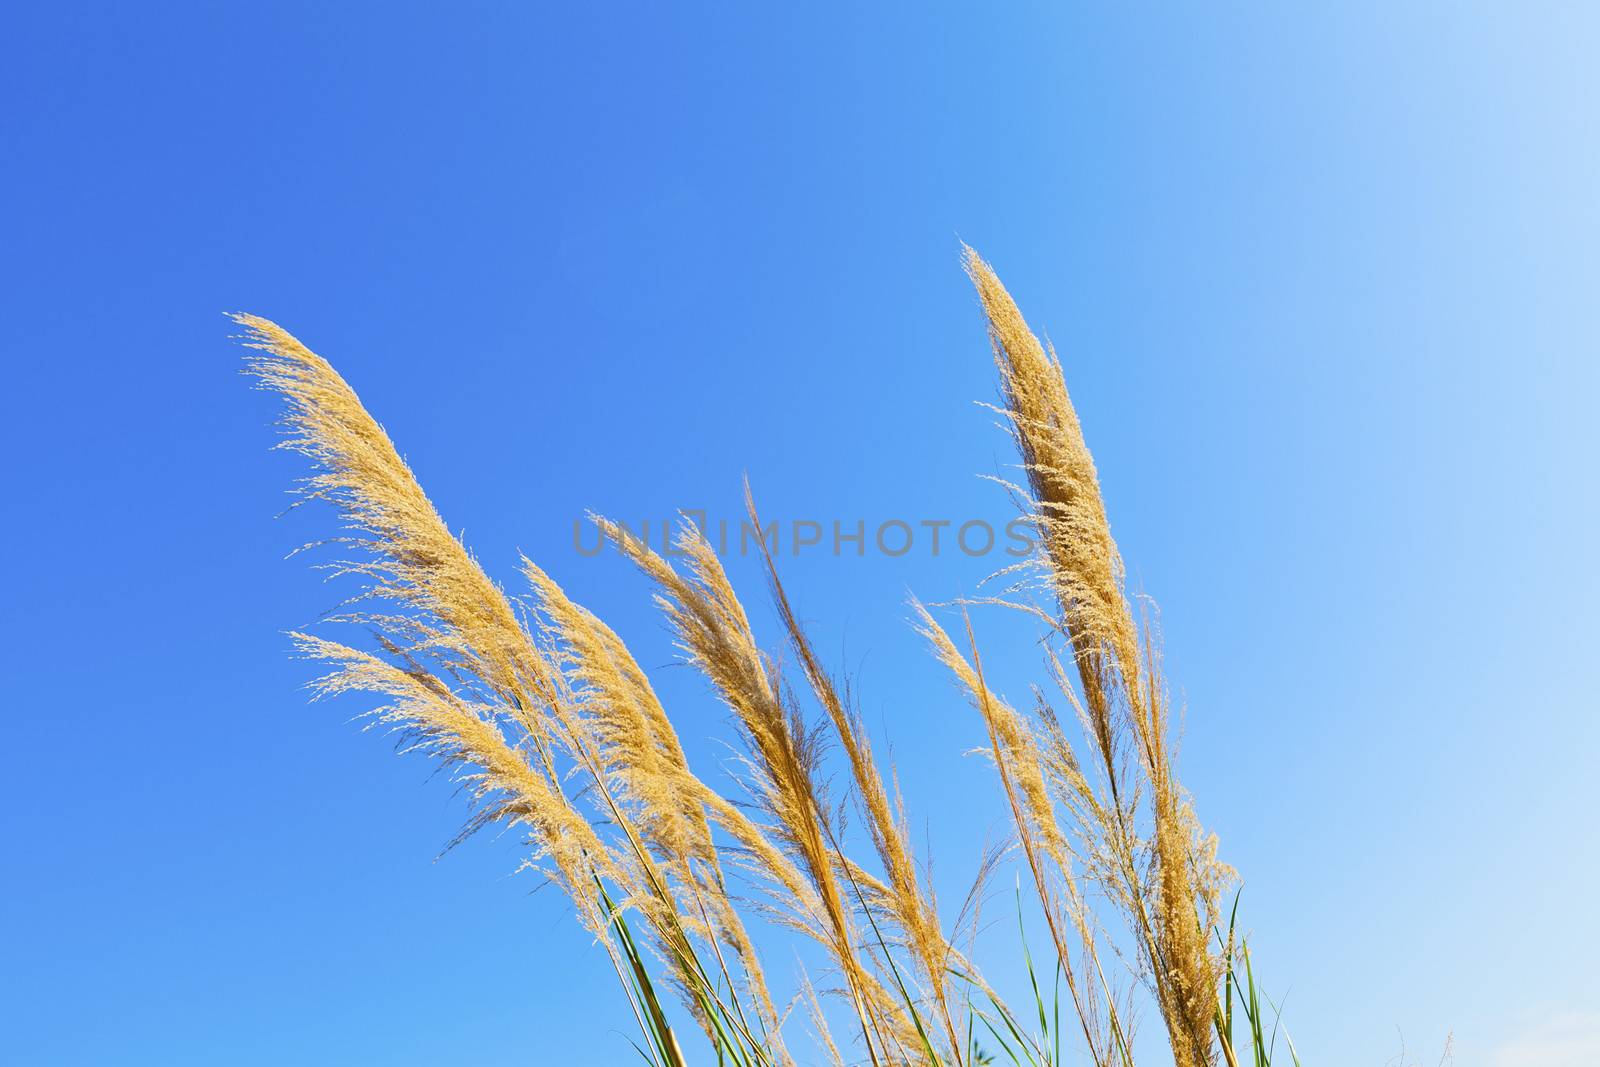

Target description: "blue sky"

left=3, top=4, right=1597, bottom=1065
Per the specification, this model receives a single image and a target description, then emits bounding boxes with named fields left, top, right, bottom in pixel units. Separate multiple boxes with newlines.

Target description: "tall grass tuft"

left=238, top=251, right=1296, bottom=1067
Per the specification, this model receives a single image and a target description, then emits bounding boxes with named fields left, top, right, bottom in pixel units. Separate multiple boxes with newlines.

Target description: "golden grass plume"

left=239, top=246, right=1260, bottom=1067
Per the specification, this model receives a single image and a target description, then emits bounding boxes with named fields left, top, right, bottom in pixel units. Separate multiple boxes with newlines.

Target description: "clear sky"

left=3, top=4, right=1597, bottom=1065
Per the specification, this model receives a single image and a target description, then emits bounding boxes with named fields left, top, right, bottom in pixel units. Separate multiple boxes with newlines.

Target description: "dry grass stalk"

left=242, top=244, right=1253, bottom=1067
left=913, top=602, right=1114, bottom=1065
left=237, top=314, right=794, bottom=1065
left=960, top=249, right=1232, bottom=1067
left=743, top=484, right=965, bottom=1062
left=522, top=561, right=788, bottom=1047
left=598, top=514, right=927, bottom=1066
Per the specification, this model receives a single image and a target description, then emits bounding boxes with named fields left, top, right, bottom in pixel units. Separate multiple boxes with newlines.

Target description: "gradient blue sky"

left=4, top=4, right=1597, bottom=1065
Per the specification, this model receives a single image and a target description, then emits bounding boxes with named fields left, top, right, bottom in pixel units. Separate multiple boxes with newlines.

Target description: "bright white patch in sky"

left=1490, top=1008, right=1600, bottom=1067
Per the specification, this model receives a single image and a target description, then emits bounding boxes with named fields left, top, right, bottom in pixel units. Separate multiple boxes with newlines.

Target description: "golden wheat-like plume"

left=238, top=315, right=796, bottom=1065
left=236, top=314, right=588, bottom=865
left=960, top=250, right=1231, bottom=1067
left=597, top=515, right=925, bottom=1065
left=744, top=485, right=966, bottom=1062
left=914, top=602, right=1114, bottom=1066
left=522, top=560, right=790, bottom=1052
left=243, top=241, right=1250, bottom=1067
left=237, top=316, right=563, bottom=726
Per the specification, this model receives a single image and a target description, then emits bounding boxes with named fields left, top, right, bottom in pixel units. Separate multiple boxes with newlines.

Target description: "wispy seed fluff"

left=960, top=250, right=1232, bottom=1067
left=240, top=243, right=1246, bottom=1067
